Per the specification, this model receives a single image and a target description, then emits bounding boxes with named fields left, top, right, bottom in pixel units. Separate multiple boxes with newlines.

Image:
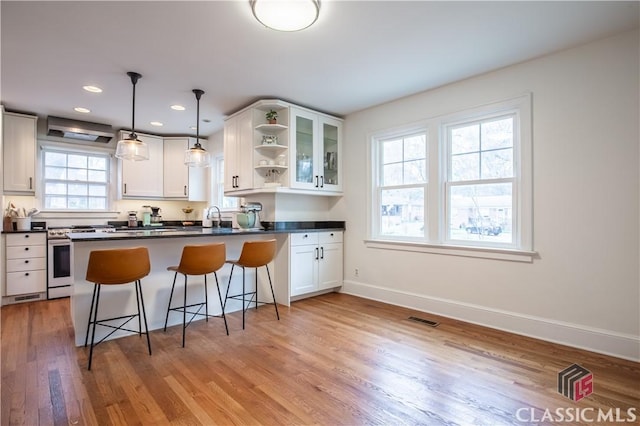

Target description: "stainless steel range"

left=47, top=225, right=115, bottom=299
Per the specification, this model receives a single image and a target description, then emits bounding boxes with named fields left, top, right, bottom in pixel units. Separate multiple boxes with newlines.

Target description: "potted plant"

left=266, top=109, right=278, bottom=124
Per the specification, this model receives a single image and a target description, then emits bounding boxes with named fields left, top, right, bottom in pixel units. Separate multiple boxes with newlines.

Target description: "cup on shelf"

left=268, top=160, right=275, bottom=165
left=259, top=159, right=267, bottom=166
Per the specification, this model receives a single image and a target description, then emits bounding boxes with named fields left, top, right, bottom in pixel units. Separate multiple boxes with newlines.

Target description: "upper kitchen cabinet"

left=163, top=137, right=207, bottom=201
left=224, top=109, right=254, bottom=193
left=223, top=99, right=342, bottom=196
left=290, top=107, right=342, bottom=193
left=119, top=131, right=163, bottom=198
left=3, top=111, right=37, bottom=194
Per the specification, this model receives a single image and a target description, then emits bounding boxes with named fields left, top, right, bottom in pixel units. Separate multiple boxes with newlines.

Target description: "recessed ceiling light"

left=83, top=85, right=102, bottom=93
left=150, top=121, right=163, bottom=127
left=171, top=105, right=185, bottom=111
left=189, top=125, right=197, bottom=130
left=74, top=107, right=91, bottom=113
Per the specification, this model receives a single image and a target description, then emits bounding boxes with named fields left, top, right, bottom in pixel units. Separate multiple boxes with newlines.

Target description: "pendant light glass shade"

left=184, top=89, right=210, bottom=168
left=251, top=0, right=320, bottom=32
left=115, top=72, right=149, bottom=161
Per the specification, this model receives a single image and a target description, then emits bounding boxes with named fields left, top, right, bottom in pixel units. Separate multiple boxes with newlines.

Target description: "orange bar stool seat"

left=223, top=239, right=279, bottom=329
left=84, top=246, right=151, bottom=371
left=163, top=243, right=229, bottom=347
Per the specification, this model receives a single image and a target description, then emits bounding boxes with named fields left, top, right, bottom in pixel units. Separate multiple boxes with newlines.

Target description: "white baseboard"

left=341, top=280, right=640, bottom=362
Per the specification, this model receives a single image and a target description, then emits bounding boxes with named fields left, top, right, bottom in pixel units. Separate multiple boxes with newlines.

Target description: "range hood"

left=47, top=116, right=114, bottom=143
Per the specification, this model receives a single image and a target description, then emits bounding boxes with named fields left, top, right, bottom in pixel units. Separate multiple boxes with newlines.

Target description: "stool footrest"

left=89, top=314, right=147, bottom=347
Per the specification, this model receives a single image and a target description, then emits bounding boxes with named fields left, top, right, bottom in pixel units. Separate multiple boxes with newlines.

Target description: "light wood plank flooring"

left=1, top=293, right=638, bottom=425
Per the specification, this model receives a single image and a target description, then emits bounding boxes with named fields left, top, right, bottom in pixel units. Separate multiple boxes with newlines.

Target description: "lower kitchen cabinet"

left=5, top=233, right=46, bottom=296
left=290, top=231, right=343, bottom=297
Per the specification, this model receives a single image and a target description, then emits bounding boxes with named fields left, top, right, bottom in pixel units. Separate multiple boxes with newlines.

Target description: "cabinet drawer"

left=6, top=269, right=46, bottom=296
left=290, top=232, right=319, bottom=246
left=5, top=245, right=46, bottom=260
left=319, top=231, right=343, bottom=244
left=7, top=257, right=46, bottom=272
left=6, top=233, right=46, bottom=246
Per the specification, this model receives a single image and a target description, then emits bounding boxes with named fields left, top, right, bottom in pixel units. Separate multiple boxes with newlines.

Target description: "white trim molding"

left=341, top=280, right=640, bottom=362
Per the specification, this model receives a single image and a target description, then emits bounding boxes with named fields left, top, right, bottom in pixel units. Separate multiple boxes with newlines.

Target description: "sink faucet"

left=207, top=206, right=222, bottom=228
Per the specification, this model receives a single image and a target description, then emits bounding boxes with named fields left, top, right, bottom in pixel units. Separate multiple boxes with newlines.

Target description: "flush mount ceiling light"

left=115, top=72, right=149, bottom=161
left=74, top=107, right=90, bottom=113
left=184, top=89, right=210, bottom=168
left=251, top=0, right=320, bottom=32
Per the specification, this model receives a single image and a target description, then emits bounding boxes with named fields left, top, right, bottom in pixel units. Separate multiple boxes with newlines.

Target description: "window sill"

left=364, top=239, right=537, bottom=262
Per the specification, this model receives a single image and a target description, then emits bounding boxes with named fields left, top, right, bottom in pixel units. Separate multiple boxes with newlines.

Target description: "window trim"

left=39, top=143, right=115, bottom=213
left=367, top=93, right=533, bottom=261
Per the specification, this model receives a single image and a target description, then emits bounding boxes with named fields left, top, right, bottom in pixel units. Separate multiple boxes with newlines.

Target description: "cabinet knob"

left=24, top=260, right=29, bottom=264
left=25, top=234, right=30, bottom=238
left=330, top=233, right=334, bottom=236
left=25, top=272, right=29, bottom=276
left=24, top=247, right=29, bottom=251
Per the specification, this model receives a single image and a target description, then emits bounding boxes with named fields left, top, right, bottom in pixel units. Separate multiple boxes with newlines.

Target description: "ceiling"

left=1, top=1, right=638, bottom=138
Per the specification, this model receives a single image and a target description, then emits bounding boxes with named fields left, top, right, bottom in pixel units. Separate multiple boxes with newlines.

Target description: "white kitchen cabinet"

left=290, top=231, right=343, bottom=297
left=163, top=137, right=207, bottom=201
left=5, top=233, right=46, bottom=296
left=3, top=112, right=37, bottom=194
left=290, top=108, right=342, bottom=193
left=224, top=109, right=254, bottom=192
left=120, top=131, right=164, bottom=198
left=223, top=99, right=342, bottom=196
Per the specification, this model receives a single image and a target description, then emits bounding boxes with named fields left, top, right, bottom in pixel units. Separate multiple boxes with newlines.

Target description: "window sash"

left=42, top=148, right=110, bottom=211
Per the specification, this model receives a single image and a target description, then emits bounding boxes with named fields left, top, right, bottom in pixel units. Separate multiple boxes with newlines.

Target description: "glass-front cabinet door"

left=291, top=108, right=317, bottom=190
left=290, top=107, right=343, bottom=192
left=320, top=117, right=342, bottom=192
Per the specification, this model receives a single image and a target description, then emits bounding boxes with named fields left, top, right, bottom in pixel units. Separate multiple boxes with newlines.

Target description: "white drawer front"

left=6, top=245, right=46, bottom=260
left=6, top=257, right=46, bottom=272
left=6, top=233, right=46, bottom=247
left=319, top=231, right=343, bottom=244
left=6, top=270, right=46, bottom=296
left=290, top=232, right=319, bottom=246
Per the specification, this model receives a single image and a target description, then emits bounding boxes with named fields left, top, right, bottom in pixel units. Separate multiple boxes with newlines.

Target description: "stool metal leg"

left=254, top=267, right=259, bottom=310
left=223, top=264, right=235, bottom=312
left=164, top=272, right=178, bottom=331
left=182, top=275, right=188, bottom=348
left=135, top=280, right=142, bottom=336
left=242, top=266, right=246, bottom=330
left=84, top=284, right=98, bottom=347
left=265, top=264, right=280, bottom=320
left=137, top=279, right=152, bottom=355
left=204, top=274, right=209, bottom=322
left=214, top=272, right=229, bottom=335
left=88, top=284, right=102, bottom=371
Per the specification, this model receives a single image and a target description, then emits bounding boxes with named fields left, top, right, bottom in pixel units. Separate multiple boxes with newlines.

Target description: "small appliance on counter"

left=142, top=206, right=152, bottom=226
left=127, top=211, right=138, bottom=227
left=236, top=202, right=263, bottom=229
left=142, top=206, right=162, bottom=225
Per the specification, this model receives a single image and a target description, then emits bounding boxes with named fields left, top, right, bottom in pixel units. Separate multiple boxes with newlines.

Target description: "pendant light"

left=115, top=71, right=149, bottom=161
left=184, top=89, right=210, bottom=167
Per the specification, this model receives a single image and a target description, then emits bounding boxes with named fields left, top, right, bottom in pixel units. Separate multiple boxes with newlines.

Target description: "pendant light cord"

left=193, top=89, right=204, bottom=149
left=127, top=72, right=142, bottom=139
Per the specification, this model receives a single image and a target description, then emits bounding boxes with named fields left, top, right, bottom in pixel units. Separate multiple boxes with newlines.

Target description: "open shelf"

left=255, top=123, right=288, bottom=134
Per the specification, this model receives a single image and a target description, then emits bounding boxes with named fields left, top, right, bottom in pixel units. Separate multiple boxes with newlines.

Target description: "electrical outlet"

left=354, top=268, right=359, bottom=277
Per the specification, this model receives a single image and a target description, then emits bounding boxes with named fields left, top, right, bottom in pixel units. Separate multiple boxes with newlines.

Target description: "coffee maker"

left=144, top=206, right=161, bottom=225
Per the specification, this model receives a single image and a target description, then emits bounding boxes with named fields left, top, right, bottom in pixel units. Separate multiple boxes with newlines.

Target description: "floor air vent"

left=408, top=316, right=439, bottom=327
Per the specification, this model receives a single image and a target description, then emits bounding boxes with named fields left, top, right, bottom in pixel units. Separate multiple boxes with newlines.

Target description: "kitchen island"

left=68, top=223, right=344, bottom=346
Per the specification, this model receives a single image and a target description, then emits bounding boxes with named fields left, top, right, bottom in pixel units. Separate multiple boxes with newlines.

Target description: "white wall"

left=336, top=30, right=639, bottom=361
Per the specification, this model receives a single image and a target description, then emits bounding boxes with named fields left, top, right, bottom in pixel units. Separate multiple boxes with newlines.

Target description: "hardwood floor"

left=1, top=293, right=638, bottom=425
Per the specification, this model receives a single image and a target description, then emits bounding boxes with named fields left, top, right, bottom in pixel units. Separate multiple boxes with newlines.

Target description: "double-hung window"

left=375, top=131, right=428, bottom=239
left=369, top=94, right=532, bottom=259
left=42, top=148, right=110, bottom=210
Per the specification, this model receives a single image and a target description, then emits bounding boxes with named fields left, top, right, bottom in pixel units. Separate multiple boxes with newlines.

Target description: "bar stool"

left=163, top=243, right=229, bottom=347
left=84, top=246, right=151, bottom=371
left=224, top=239, right=279, bottom=329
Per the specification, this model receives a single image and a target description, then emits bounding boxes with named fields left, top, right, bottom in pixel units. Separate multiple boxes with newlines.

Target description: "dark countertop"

left=69, top=221, right=345, bottom=242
